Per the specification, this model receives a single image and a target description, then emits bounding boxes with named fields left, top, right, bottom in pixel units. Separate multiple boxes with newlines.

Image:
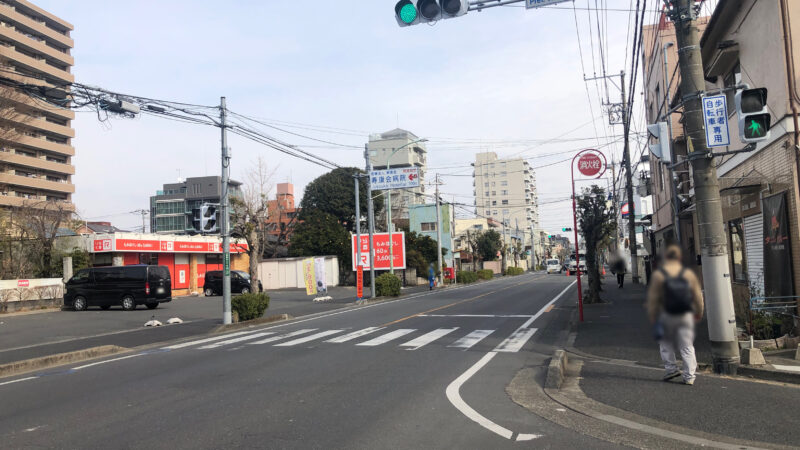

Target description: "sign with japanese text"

left=303, top=258, right=317, bottom=296
left=369, top=168, right=420, bottom=191
left=702, top=94, right=730, bottom=148
left=351, top=232, right=406, bottom=270
left=90, top=236, right=247, bottom=254
left=525, top=0, right=571, bottom=8
left=93, top=239, right=112, bottom=252
left=577, top=153, right=604, bottom=177
left=17, top=279, right=29, bottom=287
left=356, top=265, right=364, bottom=298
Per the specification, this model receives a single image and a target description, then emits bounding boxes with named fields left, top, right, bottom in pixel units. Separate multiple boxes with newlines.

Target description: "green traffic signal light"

left=395, top=1, right=417, bottom=24
left=744, top=114, right=770, bottom=139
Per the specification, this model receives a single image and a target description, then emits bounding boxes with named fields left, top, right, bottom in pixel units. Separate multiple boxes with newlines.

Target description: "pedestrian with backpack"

left=646, top=245, right=704, bottom=385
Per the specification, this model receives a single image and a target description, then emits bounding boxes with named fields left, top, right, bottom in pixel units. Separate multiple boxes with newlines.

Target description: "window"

left=491, top=182, right=496, bottom=186
left=502, top=200, right=509, bottom=205
left=421, top=222, right=437, bottom=231
left=484, top=182, right=489, bottom=187
left=492, top=201, right=497, bottom=206
left=501, top=181, right=508, bottom=187
left=492, top=191, right=496, bottom=196
left=501, top=190, right=508, bottom=195
left=502, top=209, right=510, bottom=215
left=155, top=200, right=184, bottom=215
left=728, top=219, right=746, bottom=282
left=501, top=171, right=507, bottom=176
left=484, top=191, right=490, bottom=197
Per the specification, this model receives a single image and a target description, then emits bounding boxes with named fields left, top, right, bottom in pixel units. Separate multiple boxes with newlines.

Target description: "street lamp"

left=385, top=137, right=427, bottom=274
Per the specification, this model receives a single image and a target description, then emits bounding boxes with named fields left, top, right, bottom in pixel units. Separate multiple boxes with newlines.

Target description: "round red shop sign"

left=577, top=152, right=604, bottom=177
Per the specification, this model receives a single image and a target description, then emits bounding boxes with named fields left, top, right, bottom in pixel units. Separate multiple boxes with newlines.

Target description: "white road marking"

left=325, top=327, right=383, bottom=343
left=418, top=314, right=533, bottom=318
left=444, top=279, right=577, bottom=441
left=493, top=328, right=537, bottom=353
left=400, top=328, right=458, bottom=350
left=0, top=376, right=37, bottom=387
left=772, top=364, right=800, bottom=373
left=356, top=329, right=416, bottom=346
left=72, top=353, right=144, bottom=370
left=516, top=433, right=542, bottom=441
left=445, top=352, right=514, bottom=439
left=162, top=330, right=260, bottom=350
left=448, top=330, right=495, bottom=350
left=274, top=330, right=343, bottom=347
left=247, top=329, right=318, bottom=345
left=199, top=332, right=275, bottom=349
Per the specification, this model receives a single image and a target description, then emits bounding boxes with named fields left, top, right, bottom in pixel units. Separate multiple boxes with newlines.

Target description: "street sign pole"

left=364, top=145, right=377, bottom=299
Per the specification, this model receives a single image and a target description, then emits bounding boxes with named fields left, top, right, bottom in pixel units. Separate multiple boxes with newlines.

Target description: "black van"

left=64, top=265, right=172, bottom=311
left=203, top=270, right=261, bottom=296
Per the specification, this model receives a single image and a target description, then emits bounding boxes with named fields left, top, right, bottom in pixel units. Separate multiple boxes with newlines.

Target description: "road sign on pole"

left=369, top=168, right=420, bottom=191
left=356, top=265, right=364, bottom=299
left=352, top=232, right=406, bottom=271
left=702, top=94, right=731, bottom=148
left=525, top=0, right=571, bottom=8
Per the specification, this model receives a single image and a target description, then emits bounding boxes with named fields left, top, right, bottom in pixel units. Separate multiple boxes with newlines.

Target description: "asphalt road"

left=0, top=273, right=618, bottom=449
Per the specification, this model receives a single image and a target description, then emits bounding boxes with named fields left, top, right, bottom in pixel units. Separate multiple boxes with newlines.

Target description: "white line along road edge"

left=445, top=280, right=577, bottom=441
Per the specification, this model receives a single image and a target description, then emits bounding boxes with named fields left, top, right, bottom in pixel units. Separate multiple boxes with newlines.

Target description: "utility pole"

left=132, top=209, right=148, bottom=233
left=621, top=70, right=640, bottom=284
left=364, top=145, right=377, bottom=298
left=220, top=97, right=232, bottom=324
left=530, top=224, right=536, bottom=270
left=501, top=211, right=508, bottom=274
left=668, top=0, right=739, bottom=374
left=435, top=173, right=444, bottom=286
left=610, top=160, right=619, bottom=251
left=662, top=41, right=682, bottom=246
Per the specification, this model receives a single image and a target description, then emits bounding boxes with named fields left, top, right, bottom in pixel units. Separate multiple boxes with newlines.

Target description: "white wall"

left=258, top=256, right=339, bottom=290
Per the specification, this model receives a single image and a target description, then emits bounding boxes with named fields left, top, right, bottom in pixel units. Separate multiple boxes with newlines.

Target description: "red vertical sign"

left=356, top=265, right=364, bottom=299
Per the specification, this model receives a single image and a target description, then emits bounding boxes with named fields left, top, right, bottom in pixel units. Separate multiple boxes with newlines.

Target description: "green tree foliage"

left=476, top=229, right=503, bottom=262
left=403, top=231, right=439, bottom=276
left=290, top=210, right=351, bottom=278
left=577, top=185, right=615, bottom=303
left=299, top=167, right=383, bottom=232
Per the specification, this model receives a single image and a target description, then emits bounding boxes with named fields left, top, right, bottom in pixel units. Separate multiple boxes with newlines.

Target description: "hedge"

left=376, top=273, right=401, bottom=297
left=477, top=269, right=494, bottom=280
left=232, top=293, right=270, bottom=321
left=456, top=271, right=479, bottom=284
left=505, top=267, right=524, bottom=276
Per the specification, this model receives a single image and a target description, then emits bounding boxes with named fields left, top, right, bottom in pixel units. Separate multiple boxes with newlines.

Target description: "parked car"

left=64, top=265, right=172, bottom=311
left=546, top=259, right=562, bottom=274
left=203, top=270, right=262, bottom=296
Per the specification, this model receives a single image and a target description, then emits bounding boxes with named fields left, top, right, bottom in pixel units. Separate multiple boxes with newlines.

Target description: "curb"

left=737, top=365, right=800, bottom=385
left=0, top=345, right=127, bottom=379
left=210, top=313, right=292, bottom=334
left=545, top=349, right=568, bottom=389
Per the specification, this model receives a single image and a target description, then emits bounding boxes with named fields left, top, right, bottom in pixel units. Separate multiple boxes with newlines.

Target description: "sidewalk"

left=567, top=274, right=800, bottom=447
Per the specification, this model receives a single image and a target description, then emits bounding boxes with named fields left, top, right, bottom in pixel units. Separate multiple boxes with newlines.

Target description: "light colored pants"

left=658, top=312, right=697, bottom=382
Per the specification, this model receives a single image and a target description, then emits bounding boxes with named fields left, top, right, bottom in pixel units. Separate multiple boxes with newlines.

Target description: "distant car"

left=64, top=265, right=172, bottom=311
left=567, top=255, right=587, bottom=275
left=546, top=259, right=561, bottom=274
left=203, top=270, right=262, bottom=296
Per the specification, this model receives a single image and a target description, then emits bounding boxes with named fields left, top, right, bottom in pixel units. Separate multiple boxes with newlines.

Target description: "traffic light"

left=394, top=0, right=468, bottom=27
left=646, top=121, right=671, bottom=162
left=735, top=88, right=771, bottom=143
left=562, top=227, right=572, bottom=232
left=201, top=204, right=218, bottom=233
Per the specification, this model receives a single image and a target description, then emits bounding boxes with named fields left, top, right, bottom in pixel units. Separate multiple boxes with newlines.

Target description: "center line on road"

left=72, top=353, right=144, bottom=370
left=0, top=376, right=38, bottom=387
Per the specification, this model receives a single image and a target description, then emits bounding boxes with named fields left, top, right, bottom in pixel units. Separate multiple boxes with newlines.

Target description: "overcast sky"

left=34, top=0, right=690, bottom=234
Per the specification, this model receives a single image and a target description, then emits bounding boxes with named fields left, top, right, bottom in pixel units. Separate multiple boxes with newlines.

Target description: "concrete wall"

left=257, top=256, right=339, bottom=290
left=0, top=278, right=63, bottom=312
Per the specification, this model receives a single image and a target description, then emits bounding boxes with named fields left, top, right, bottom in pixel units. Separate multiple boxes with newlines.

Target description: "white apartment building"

left=472, top=152, right=540, bottom=257
left=367, top=128, right=427, bottom=225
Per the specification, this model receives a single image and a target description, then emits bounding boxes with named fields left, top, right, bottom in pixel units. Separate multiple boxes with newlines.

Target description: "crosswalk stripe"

left=199, top=332, right=275, bottom=349
left=325, top=327, right=383, bottom=343
left=162, top=330, right=260, bottom=350
left=247, top=329, right=318, bottom=345
left=448, top=330, right=495, bottom=350
left=493, top=328, right=537, bottom=353
left=356, top=329, right=416, bottom=347
left=400, top=328, right=459, bottom=350
left=274, top=330, right=343, bottom=347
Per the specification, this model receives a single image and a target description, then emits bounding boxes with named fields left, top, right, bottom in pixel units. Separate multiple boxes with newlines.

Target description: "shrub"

left=376, top=273, right=401, bottom=297
left=505, top=267, right=524, bottom=276
left=232, top=293, right=270, bottom=321
left=477, top=269, right=494, bottom=280
left=456, top=271, right=478, bottom=284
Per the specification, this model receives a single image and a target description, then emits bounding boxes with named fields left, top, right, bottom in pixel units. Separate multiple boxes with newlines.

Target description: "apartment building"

left=367, top=128, right=427, bottom=228
left=150, top=176, right=242, bottom=235
left=0, top=0, right=75, bottom=209
left=472, top=152, right=540, bottom=253
left=266, top=182, right=299, bottom=241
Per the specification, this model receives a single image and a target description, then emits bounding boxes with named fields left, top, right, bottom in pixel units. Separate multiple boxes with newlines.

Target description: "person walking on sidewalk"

left=646, top=245, right=704, bottom=385
left=611, top=255, right=626, bottom=288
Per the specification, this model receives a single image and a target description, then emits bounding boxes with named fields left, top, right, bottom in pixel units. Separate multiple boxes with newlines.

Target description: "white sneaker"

left=683, top=378, right=695, bottom=386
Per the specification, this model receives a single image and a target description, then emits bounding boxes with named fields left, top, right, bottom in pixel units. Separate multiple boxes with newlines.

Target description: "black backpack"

left=660, top=268, right=693, bottom=314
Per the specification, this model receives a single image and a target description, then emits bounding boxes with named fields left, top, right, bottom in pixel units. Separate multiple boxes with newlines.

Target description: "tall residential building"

left=149, top=176, right=241, bottom=235
left=472, top=152, right=539, bottom=248
left=0, top=0, right=75, bottom=209
left=367, top=128, right=427, bottom=227
left=266, top=182, right=299, bottom=239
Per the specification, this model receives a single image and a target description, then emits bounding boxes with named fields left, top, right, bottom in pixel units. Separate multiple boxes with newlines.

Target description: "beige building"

left=0, top=0, right=74, bottom=209
left=367, top=128, right=427, bottom=227
left=471, top=152, right=540, bottom=260
left=643, top=0, right=800, bottom=323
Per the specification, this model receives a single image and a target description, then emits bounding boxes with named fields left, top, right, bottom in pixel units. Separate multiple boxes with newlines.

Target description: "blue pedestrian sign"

left=525, top=0, right=571, bottom=8
left=702, top=94, right=731, bottom=148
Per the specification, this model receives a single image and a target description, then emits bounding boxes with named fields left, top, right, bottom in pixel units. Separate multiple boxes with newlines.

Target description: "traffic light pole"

left=435, top=173, right=444, bottom=286
left=364, top=144, right=377, bottom=298
left=668, top=0, right=739, bottom=374
left=220, top=96, right=232, bottom=324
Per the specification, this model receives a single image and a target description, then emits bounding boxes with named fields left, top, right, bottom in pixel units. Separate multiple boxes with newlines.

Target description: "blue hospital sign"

left=369, top=167, right=420, bottom=191
left=702, top=94, right=730, bottom=148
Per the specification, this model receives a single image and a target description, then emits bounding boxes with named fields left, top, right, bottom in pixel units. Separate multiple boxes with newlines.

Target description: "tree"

left=11, top=200, right=75, bottom=278
left=289, top=210, right=350, bottom=279
left=299, top=167, right=383, bottom=233
left=231, top=157, right=274, bottom=288
left=576, top=185, right=615, bottom=303
left=404, top=231, right=440, bottom=276
left=476, top=229, right=503, bottom=262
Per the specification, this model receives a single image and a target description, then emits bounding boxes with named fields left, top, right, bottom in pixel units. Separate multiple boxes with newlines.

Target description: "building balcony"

left=0, top=151, right=74, bottom=174
left=6, top=85, right=75, bottom=121
left=0, top=25, right=73, bottom=67
left=0, top=193, right=73, bottom=209
left=0, top=45, right=73, bottom=84
left=0, top=172, right=74, bottom=193
left=17, top=134, right=74, bottom=156
left=0, top=4, right=73, bottom=49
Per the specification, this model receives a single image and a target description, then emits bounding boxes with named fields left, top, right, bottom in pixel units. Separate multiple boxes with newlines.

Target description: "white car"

left=568, top=256, right=587, bottom=275
left=546, top=259, right=561, bottom=274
